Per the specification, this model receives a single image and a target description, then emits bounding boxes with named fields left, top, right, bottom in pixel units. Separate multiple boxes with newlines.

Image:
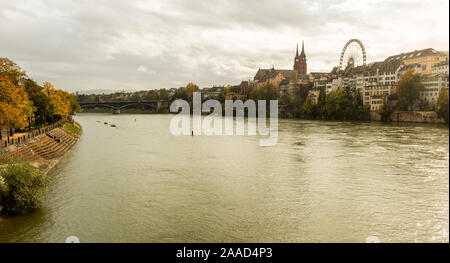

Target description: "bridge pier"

left=112, top=109, right=121, bottom=114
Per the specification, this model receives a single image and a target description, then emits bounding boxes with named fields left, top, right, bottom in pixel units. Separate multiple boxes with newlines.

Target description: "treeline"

left=303, top=87, right=370, bottom=121
left=0, top=58, right=80, bottom=137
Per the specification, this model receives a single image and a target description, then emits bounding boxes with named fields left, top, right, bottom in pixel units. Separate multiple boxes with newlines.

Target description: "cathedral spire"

left=300, top=40, right=305, bottom=57
left=296, top=43, right=299, bottom=57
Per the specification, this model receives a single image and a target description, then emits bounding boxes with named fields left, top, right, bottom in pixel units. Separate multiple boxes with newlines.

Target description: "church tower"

left=293, top=41, right=307, bottom=75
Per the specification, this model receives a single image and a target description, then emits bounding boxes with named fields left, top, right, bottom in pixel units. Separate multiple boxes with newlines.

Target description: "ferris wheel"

left=339, top=39, right=367, bottom=70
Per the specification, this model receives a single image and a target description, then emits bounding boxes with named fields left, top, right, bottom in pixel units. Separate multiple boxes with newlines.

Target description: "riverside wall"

left=370, top=111, right=446, bottom=124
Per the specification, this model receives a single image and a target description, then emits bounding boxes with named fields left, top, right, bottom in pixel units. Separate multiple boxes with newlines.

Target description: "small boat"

left=104, top=122, right=108, bottom=125
left=111, top=124, right=116, bottom=127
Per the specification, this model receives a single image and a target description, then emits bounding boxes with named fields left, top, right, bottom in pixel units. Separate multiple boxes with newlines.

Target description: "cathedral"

left=253, top=41, right=310, bottom=95
left=293, top=41, right=307, bottom=75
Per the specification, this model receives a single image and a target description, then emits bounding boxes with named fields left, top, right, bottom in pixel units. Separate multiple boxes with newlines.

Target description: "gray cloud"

left=0, top=0, right=448, bottom=92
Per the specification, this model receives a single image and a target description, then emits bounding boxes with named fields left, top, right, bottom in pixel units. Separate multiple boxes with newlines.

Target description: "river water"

left=0, top=114, right=448, bottom=242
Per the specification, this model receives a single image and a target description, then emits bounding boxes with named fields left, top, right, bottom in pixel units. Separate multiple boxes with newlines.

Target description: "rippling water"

left=0, top=114, right=448, bottom=242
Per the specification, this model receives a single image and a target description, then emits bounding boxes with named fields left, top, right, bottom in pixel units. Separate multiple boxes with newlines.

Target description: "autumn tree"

left=436, top=88, right=449, bottom=124
left=62, top=91, right=80, bottom=115
left=251, top=82, right=278, bottom=101
left=0, top=58, right=27, bottom=85
left=44, top=82, right=70, bottom=118
left=186, top=82, right=199, bottom=102
left=0, top=75, right=33, bottom=132
left=397, top=69, right=424, bottom=111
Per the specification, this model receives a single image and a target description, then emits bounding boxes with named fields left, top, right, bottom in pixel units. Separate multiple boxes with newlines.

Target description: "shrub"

left=0, top=161, right=48, bottom=214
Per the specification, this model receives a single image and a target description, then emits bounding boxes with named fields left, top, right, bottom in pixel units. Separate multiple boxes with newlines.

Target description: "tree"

left=129, top=93, right=141, bottom=102
left=289, top=85, right=311, bottom=117
left=0, top=160, right=49, bottom=214
left=377, top=95, right=394, bottom=122
left=186, top=82, right=199, bottom=101
left=323, top=88, right=353, bottom=120
left=23, top=79, right=52, bottom=125
left=249, top=83, right=278, bottom=116
left=436, top=88, right=449, bottom=124
left=303, top=95, right=319, bottom=118
left=397, top=69, right=424, bottom=111
left=145, top=90, right=158, bottom=101
left=324, top=90, right=337, bottom=119
left=63, top=91, right=80, bottom=115
left=158, top=89, right=169, bottom=101
left=172, top=87, right=188, bottom=102
left=251, top=82, right=278, bottom=101
left=44, top=82, right=70, bottom=118
left=0, top=58, right=27, bottom=85
left=0, top=75, right=33, bottom=131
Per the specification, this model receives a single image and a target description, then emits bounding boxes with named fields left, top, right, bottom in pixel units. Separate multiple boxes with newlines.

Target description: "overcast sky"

left=0, top=0, right=448, bottom=92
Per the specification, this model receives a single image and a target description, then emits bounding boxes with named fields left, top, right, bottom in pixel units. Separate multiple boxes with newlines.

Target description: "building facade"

left=418, top=74, right=449, bottom=110
left=432, top=59, right=449, bottom=75
left=385, top=48, right=449, bottom=74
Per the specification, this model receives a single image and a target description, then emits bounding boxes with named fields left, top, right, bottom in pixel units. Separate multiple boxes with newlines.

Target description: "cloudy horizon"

left=0, top=0, right=448, bottom=93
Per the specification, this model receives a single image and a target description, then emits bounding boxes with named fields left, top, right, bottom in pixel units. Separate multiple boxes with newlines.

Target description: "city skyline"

left=0, top=0, right=449, bottom=92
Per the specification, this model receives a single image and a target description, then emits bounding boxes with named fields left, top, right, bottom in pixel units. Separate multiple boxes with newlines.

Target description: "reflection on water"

left=0, top=114, right=448, bottom=242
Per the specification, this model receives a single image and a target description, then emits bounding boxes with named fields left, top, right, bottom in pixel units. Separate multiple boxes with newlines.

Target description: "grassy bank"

left=61, top=121, right=82, bottom=137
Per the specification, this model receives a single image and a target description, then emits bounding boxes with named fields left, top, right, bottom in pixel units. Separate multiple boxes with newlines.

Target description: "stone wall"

left=391, top=111, right=445, bottom=123
left=370, top=110, right=445, bottom=123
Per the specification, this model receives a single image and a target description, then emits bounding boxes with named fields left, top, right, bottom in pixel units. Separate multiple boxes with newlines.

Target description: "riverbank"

left=0, top=122, right=82, bottom=216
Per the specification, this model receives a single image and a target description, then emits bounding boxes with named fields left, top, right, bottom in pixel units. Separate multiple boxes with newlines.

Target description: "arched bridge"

left=78, top=101, right=165, bottom=114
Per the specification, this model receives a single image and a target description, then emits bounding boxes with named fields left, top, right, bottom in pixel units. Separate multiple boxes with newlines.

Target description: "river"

left=0, top=113, right=448, bottom=242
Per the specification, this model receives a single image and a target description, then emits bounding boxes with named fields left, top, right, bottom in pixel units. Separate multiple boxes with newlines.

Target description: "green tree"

left=323, top=88, right=353, bottom=120
left=303, top=95, right=319, bottom=118
left=145, top=90, right=158, bottom=101
left=129, top=93, right=141, bottom=102
left=288, top=85, right=311, bottom=117
left=172, top=87, right=188, bottom=102
left=436, top=88, right=449, bottom=124
left=377, top=95, right=394, bottom=122
left=0, top=161, right=49, bottom=214
left=158, top=89, right=170, bottom=101
left=250, top=83, right=278, bottom=116
left=23, top=79, right=52, bottom=125
left=397, top=69, right=424, bottom=111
